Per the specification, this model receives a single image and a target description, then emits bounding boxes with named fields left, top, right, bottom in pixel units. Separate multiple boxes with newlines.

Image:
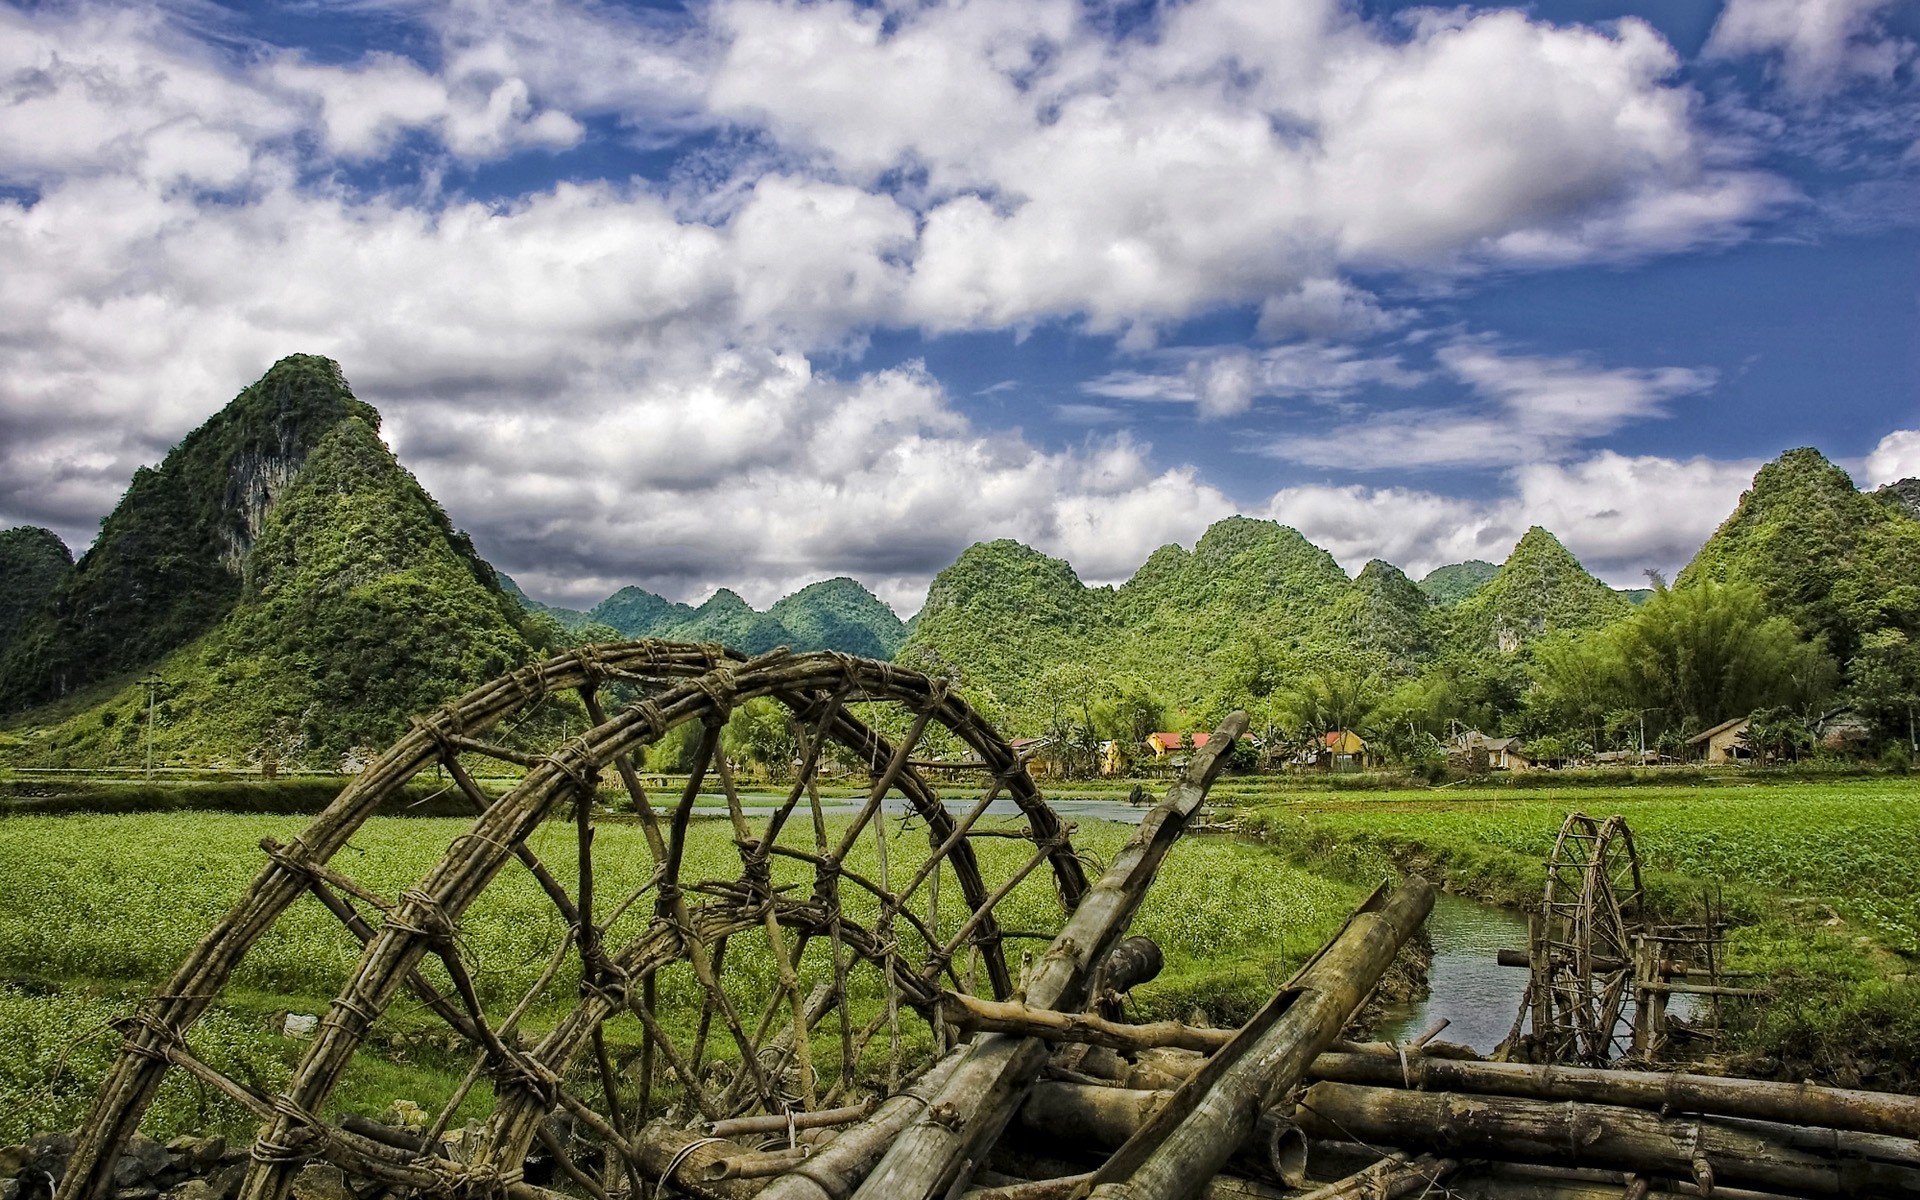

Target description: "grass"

left=1232, top=777, right=1920, bottom=1089
left=0, top=806, right=1361, bottom=1142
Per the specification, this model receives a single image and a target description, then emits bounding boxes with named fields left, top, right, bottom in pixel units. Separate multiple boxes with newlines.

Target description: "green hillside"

left=499, top=574, right=593, bottom=630
left=0, top=527, right=71, bottom=662
left=1447, top=527, right=1631, bottom=654
left=1682, top=449, right=1920, bottom=663
left=899, top=539, right=1109, bottom=703
left=768, top=577, right=908, bottom=659
left=1417, top=560, right=1497, bottom=606
left=590, top=586, right=695, bottom=636
left=586, top=577, right=904, bottom=656
left=3, top=357, right=538, bottom=767
left=1107, top=518, right=1352, bottom=708
left=1329, top=559, right=1433, bottom=667
left=0, top=355, right=376, bottom=709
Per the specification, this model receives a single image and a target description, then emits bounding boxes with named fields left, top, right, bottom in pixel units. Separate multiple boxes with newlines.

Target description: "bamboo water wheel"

left=65, top=642, right=1090, bottom=1200
left=1505, top=812, right=1646, bottom=1066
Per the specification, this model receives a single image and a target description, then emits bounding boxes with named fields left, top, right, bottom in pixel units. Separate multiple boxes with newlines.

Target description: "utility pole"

left=139, top=674, right=168, bottom=780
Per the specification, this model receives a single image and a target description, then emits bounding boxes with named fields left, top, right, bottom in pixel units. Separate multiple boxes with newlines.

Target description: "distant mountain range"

left=501, top=575, right=908, bottom=660
left=3, top=352, right=1917, bottom=764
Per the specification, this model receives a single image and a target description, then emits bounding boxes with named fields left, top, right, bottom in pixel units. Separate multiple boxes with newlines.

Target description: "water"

left=1376, top=892, right=1531, bottom=1053
left=686, top=793, right=1151, bottom=825
left=1374, top=892, right=1703, bottom=1055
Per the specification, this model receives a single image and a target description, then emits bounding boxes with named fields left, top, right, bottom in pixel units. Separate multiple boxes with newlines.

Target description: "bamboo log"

left=752, top=1046, right=966, bottom=1200
left=943, top=993, right=1232, bottom=1054
left=1306, top=1052, right=1920, bottom=1139
left=843, top=714, right=1250, bottom=1200
left=705, top=1102, right=873, bottom=1140
left=1082, top=875, right=1435, bottom=1200
left=1018, top=1081, right=1168, bottom=1149
left=1465, top=1162, right=1796, bottom=1200
left=1292, top=1082, right=1920, bottom=1197
left=1292, top=1152, right=1459, bottom=1200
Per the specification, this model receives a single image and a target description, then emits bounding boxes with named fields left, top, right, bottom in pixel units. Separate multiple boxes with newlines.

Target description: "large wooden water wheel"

left=65, top=642, right=1089, bottom=1200
left=1505, top=812, right=1646, bottom=1066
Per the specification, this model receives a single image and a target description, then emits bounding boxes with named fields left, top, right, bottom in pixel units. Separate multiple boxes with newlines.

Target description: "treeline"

left=900, top=449, right=1920, bottom=775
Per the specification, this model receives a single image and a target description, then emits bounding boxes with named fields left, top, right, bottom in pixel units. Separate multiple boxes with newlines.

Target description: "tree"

left=1284, top=664, right=1382, bottom=738
left=1529, top=579, right=1837, bottom=744
left=1852, top=628, right=1920, bottom=752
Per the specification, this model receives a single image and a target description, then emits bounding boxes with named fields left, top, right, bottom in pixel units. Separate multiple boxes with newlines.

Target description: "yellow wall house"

left=1145, top=731, right=1212, bottom=760
left=1687, top=716, right=1752, bottom=765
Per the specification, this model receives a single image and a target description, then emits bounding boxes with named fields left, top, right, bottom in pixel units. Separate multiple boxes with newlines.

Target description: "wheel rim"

left=71, top=643, right=1087, bottom=1200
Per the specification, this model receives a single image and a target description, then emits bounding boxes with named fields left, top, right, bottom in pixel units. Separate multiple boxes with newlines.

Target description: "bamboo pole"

left=843, top=714, right=1250, bottom=1200
left=1291, top=1152, right=1459, bottom=1200
left=941, top=993, right=1232, bottom=1055
left=752, top=1047, right=968, bottom=1200
left=1291, top=1082, right=1920, bottom=1197
left=1306, top=1051, right=1920, bottom=1139
left=1080, top=875, right=1435, bottom=1200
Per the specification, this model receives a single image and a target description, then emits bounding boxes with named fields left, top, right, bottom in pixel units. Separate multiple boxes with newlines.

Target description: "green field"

left=1235, top=778, right=1920, bottom=1089
left=0, top=808, right=1362, bottom=1143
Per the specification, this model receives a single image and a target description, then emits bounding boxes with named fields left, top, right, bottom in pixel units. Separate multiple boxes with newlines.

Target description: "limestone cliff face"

left=0, top=355, right=380, bottom=708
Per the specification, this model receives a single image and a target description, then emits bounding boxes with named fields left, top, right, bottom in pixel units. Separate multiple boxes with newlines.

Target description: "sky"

left=2, top=0, right=1917, bottom=615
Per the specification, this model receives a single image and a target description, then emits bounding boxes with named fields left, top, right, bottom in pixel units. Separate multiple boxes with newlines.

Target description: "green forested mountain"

left=1876, top=478, right=1920, bottom=521
left=0, top=355, right=379, bottom=708
left=1679, top=448, right=1920, bottom=664
left=1330, top=560, right=1433, bottom=667
left=1417, top=560, right=1498, bottom=606
left=590, top=586, right=696, bottom=636
left=900, top=539, right=1110, bottom=699
left=0, top=527, right=71, bottom=663
left=3, top=355, right=539, bottom=766
left=586, top=578, right=905, bottom=657
left=902, top=518, right=1633, bottom=729
left=499, top=574, right=592, bottom=630
left=1106, top=518, right=1352, bottom=707
left=768, top=577, right=908, bottom=659
left=1446, top=527, right=1631, bottom=654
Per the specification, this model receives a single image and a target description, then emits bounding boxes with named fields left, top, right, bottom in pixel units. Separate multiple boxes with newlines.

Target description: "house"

left=1449, top=730, right=1531, bottom=770
left=1010, top=736, right=1059, bottom=779
left=1319, top=730, right=1373, bottom=771
left=1686, top=716, right=1752, bottom=765
left=1099, top=739, right=1124, bottom=777
left=1814, top=707, right=1873, bottom=753
left=1145, top=731, right=1211, bottom=760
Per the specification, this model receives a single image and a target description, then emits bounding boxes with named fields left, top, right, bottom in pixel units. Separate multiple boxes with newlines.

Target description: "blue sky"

left=1, top=0, right=1916, bottom=612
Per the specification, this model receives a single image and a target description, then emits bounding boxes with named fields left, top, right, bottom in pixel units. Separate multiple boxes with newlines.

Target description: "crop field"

left=0, top=807, right=1361, bottom=1142
left=1235, top=777, right=1920, bottom=1088
left=1237, top=779, right=1920, bottom=950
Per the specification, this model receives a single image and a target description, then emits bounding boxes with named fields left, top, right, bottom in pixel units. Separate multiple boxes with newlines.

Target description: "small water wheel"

left=66, top=642, right=1088, bottom=1200
left=1503, top=812, right=1645, bottom=1066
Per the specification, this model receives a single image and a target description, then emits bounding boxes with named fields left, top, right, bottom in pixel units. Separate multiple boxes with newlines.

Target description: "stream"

left=1375, top=892, right=1532, bottom=1053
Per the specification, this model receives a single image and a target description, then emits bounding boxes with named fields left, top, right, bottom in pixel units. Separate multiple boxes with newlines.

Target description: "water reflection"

left=1377, top=892, right=1531, bottom=1054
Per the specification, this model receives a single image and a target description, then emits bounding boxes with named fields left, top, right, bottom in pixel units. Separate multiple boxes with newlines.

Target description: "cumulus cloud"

left=1262, top=451, right=1760, bottom=585
left=1706, top=0, right=1913, bottom=96
left=1866, top=429, right=1920, bottom=484
left=1264, top=341, right=1715, bottom=469
left=1082, top=344, right=1421, bottom=416
left=708, top=0, right=1778, bottom=328
left=1257, top=279, right=1409, bottom=341
left=0, top=0, right=1828, bottom=611
left=397, top=354, right=1237, bottom=611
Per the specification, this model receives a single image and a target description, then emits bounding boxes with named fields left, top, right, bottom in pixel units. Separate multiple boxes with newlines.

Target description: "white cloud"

left=1257, top=278, right=1409, bottom=340
left=1265, top=341, right=1715, bottom=469
left=1705, top=0, right=1913, bottom=96
left=1261, top=450, right=1760, bottom=586
left=707, top=0, right=1778, bottom=329
left=0, top=0, right=1831, bottom=612
left=1082, top=343, right=1421, bottom=416
left=1866, top=429, right=1920, bottom=484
